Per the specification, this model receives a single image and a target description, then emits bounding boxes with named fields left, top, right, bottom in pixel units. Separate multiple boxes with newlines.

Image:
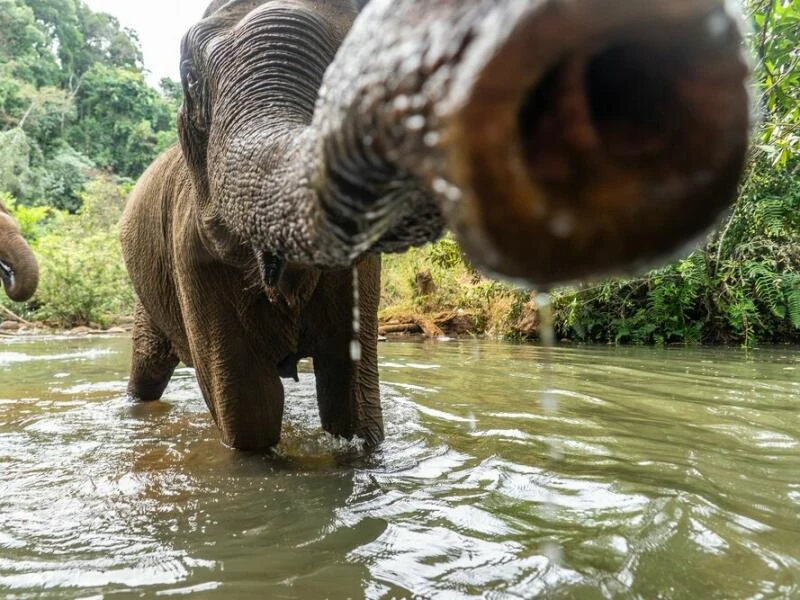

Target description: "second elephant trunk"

left=0, top=212, right=39, bottom=302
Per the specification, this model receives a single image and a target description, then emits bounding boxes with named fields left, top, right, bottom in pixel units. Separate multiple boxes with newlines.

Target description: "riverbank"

left=0, top=316, right=133, bottom=337
left=379, top=231, right=800, bottom=346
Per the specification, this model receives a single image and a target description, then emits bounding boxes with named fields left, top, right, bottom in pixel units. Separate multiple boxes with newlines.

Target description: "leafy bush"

left=32, top=226, right=132, bottom=327
left=1, top=176, right=134, bottom=327
left=38, top=144, right=94, bottom=212
left=0, top=192, right=53, bottom=240
left=380, top=236, right=528, bottom=337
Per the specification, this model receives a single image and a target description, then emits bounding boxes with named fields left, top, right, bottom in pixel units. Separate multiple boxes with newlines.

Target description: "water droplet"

left=536, top=293, right=556, bottom=347
left=547, top=440, right=564, bottom=462
left=541, top=391, right=558, bottom=414
left=445, top=185, right=462, bottom=202
left=404, top=115, right=426, bottom=130
left=351, top=266, right=361, bottom=363
left=431, top=177, right=462, bottom=203
left=393, top=95, right=411, bottom=111
left=541, top=540, right=563, bottom=565
left=706, top=10, right=730, bottom=38
left=423, top=131, right=441, bottom=147
left=432, top=178, right=450, bottom=195
left=349, top=339, right=362, bottom=362
left=549, top=212, right=575, bottom=238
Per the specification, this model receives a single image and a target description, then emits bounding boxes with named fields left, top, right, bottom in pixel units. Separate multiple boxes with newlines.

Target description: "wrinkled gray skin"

left=121, top=0, right=750, bottom=450
left=0, top=201, right=39, bottom=302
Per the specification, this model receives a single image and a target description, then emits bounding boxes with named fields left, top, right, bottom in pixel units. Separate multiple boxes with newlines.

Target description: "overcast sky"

left=83, top=0, right=210, bottom=84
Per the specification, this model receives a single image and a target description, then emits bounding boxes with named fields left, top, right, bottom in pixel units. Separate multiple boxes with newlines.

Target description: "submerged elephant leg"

left=306, top=256, right=383, bottom=447
left=177, top=265, right=286, bottom=450
left=128, top=301, right=179, bottom=401
left=193, top=355, right=285, bottom=451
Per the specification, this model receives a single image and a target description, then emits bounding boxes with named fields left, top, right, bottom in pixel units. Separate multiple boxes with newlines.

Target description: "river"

left=0, top=336, right=798, bottom=598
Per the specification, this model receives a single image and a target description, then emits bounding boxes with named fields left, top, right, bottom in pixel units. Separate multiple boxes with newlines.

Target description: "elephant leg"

left=128, top=301, right=179, bottom=401
left=178, top=272, right=286, bottom=450
left=309, top=256, right=383, bottom=447
left=193, top=356, right=285, bottom=451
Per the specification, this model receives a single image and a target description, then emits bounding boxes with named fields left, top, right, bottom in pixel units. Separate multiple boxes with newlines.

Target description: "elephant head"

left=0, top=201, right=39, bottom=302
left=181, top=0, right=751, bottom=285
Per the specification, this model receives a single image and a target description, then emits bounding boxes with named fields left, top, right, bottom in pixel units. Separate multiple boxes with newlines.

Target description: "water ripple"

left=0, top=337, right=798, bottom=598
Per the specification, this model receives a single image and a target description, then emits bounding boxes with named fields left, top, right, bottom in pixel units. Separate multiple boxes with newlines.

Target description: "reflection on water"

left=0, top=336, right=798, bottom=598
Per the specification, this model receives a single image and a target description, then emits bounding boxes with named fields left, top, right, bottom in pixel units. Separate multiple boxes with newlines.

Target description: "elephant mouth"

left=0, top=259, right=14, bottom=291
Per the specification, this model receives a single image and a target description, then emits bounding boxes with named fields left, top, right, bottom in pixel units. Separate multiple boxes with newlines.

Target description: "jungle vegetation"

left=0, top=0, right=174, bottom=326
left=0, top=0, right=798, bottom=346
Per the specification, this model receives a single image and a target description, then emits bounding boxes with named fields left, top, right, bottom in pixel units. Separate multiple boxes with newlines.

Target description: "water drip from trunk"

left=536, top=291, right=563, bottom=565
left=350, top=266, right=362, bottom=362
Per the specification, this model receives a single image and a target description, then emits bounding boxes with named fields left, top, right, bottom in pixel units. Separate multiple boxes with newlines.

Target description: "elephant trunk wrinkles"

left=0, top=213, right=39, bottom=302
left=248, top=0, right=750, bottom=286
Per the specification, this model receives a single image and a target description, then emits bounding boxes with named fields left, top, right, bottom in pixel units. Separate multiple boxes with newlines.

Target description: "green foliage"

left=1, top=177, right=134, bottom=327
left=0, top=0, right=176, bottom=326
left=0, top=0, right=60, bottom=86
left=71, top=2, right=143, bottom=77
left=747, top=0, right=800, bottom=168
left=32, top=226, right=132, bottom=327
left=38, top=144, right=94, bottom=212
left=0, top=193, right=52, bottom=241
left=66, top=64, right=175, bottom=177
left=426, top=236, right=469, bottom=271
left=381, top=237, right=528, bottom=337
left=74, top=174, right=129, bottom=229
left=0, top=0, right=178, bottom=213
left=0, top=127, right=38, bottom=200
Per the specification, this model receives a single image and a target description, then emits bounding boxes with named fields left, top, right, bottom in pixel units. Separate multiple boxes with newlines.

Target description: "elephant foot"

left=129, top=302, right=179, bottom=402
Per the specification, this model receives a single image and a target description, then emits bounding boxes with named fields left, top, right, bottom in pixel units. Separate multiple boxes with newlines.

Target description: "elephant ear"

left=177, top=55, right=210, bottom=195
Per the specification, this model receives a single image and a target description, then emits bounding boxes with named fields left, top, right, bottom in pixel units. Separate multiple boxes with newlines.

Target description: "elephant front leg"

left=178, top=271, right=286, bottom=451
left=193, top=356, right=286, bottom=451
left=309, top=256, right=383, bottom=447
left=128, top=301, right=179, bottom=401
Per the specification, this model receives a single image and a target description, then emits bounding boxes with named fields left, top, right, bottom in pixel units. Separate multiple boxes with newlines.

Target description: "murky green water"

left=0, top=336, right=798, bottom=599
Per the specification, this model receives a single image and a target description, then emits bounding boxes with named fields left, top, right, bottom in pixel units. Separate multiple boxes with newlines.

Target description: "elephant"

left=0, top=200, right=39, bottom=302
left=120, top=0, right=751, bottom=450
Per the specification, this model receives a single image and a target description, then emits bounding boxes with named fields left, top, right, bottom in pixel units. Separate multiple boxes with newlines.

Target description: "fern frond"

left=783, top=273, right=800, bottom=329
left=743, top=260, right=785, bottom=319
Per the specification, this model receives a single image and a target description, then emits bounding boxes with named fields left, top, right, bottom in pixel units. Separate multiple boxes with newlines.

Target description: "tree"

left=72, top=3, right=143, bottom=81
left=0, top=0, right=61, bottom=86
left=0, top=128, right=39, bottom=200
left=66, top=64, right=175, bottom=177
left=38, top=144, right=94, bottom=212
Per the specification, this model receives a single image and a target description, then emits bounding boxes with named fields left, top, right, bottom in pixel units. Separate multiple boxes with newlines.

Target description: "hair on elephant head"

left=120, top=0, right=751, bottom=451
left=0, top=200, right=39, bottom=303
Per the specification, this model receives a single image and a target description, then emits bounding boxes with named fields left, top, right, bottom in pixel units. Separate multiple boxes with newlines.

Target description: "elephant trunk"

left=313, top=0, right=751, bottom=284
left=0, top=214, right=39, bottom=302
